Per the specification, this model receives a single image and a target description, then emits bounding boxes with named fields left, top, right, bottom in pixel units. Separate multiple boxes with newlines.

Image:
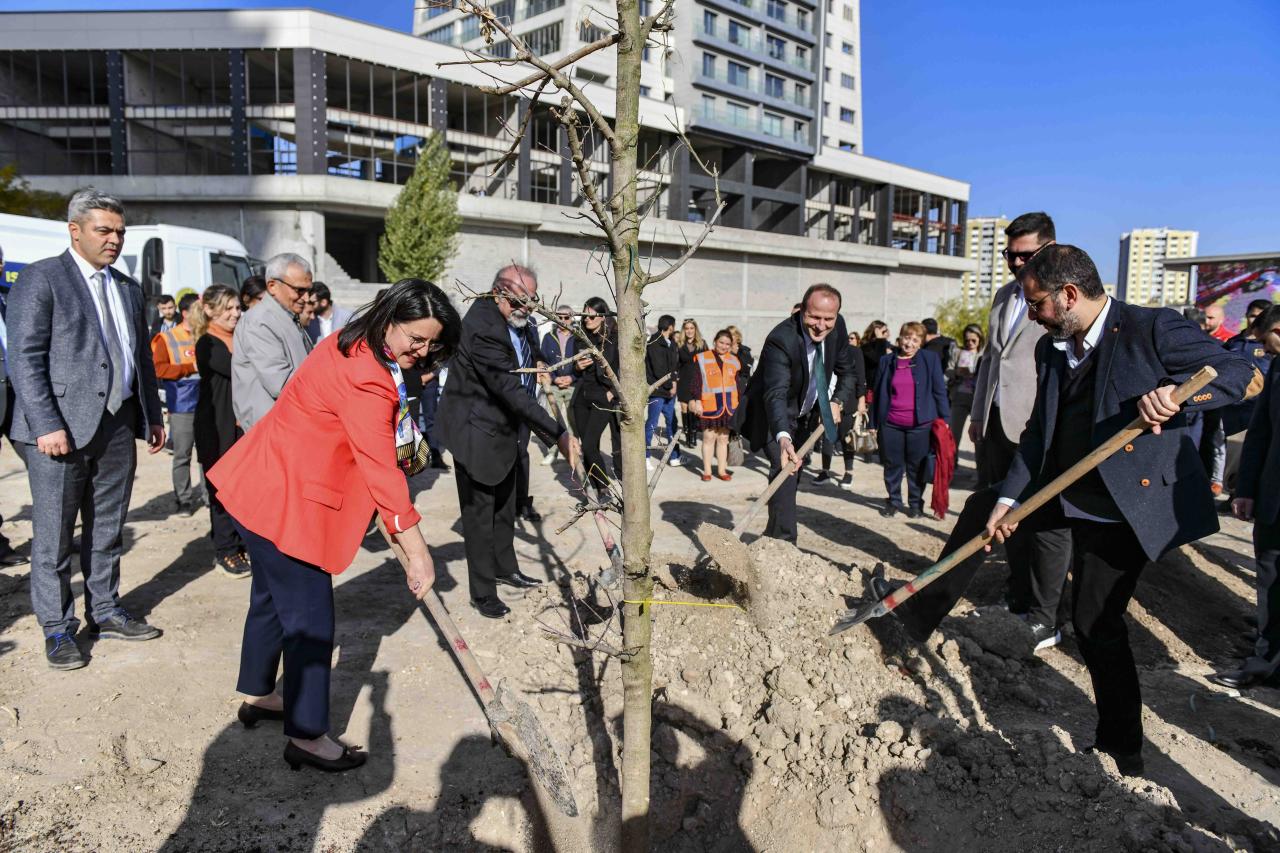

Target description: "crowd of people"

left=0, top=191, right=1277, bottom=783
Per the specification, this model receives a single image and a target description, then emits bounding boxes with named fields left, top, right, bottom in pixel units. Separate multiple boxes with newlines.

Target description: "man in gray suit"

left=8, top=189, right=166, bottom=670
left=231, top=252, right=314, bottom=430
left=968, top=211, right=1072, bottom=649
left=0, top=243, right=28, bottom=568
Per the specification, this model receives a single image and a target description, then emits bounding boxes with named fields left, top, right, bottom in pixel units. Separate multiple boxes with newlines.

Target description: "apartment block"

left=1117, top=228, right=1199, bottom=306
left=962, top=216, right=1010, bottom=304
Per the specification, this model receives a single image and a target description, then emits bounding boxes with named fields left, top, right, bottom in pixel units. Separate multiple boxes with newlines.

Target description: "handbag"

left=727, top=434, right=747, bottom=467
left=848, top=411, right=877, bottom=455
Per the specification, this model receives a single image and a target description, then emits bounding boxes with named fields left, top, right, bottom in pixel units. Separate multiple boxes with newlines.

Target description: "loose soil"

left=0, top=439, right=1277, bottom=852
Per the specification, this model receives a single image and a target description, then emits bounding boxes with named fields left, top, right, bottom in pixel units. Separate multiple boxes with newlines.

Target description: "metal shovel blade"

left=487, top=686, right=580, bottom=818
left=829, top=598, right=889, bottom=636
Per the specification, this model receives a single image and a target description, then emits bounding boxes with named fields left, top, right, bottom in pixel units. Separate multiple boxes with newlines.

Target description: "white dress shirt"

left=70, top=249, right=135, bottom=400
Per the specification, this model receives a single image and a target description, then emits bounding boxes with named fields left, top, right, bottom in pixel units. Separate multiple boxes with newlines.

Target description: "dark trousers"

left=0, top=436, right=27, bottom=554
left=897, top=487, right=1149, bottom=754
left=516, top=424, right=532, bottom=511
left=977, top=406, right=1073, bottom=620
left=575, top=397, right=620, bottom=491
left=205, top=479, right=243, bottom=559
left=418, top=377, right=441, bottom=454
left=880, top=423, right=931, bottom=510
left=1243, top=517, right=1280, bottom=678
left=24, top=398, right=138, bottom=637
left=763, top=410, right=821, bottom=544
left=455, top=459, right=520, bottom=601
left=820, top=410, right=855, bottom=472
left=233, top=520, right=334, bottom=740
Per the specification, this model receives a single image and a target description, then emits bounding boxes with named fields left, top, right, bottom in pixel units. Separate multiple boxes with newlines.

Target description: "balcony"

left=701, top=0, right=816, bottom=43
left=694, top=66, right=814, bottom=116
left=697, top=101, right=812, bottom=152
left=697, top=21, right=815, bottom=79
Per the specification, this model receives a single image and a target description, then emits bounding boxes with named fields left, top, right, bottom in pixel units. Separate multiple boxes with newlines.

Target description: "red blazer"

left=208, top=336, right=420, bottom=574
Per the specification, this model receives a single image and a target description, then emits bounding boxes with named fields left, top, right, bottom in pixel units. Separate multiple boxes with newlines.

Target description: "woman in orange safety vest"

left=688, top=329, right=742, bottom=481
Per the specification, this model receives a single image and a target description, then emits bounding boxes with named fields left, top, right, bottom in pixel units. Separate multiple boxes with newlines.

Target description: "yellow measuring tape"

left=623, top=599, right=744, bottom=611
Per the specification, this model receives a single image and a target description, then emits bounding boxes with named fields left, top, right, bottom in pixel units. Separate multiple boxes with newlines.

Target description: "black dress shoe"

left=238, top=701, right=285, bottom=729
left=1084, top=744, right=1144, bottom=777
left=1207, top=670, right=1279, bottom=690
left=0, top=548, right=28, bottom=568
left=45, top=633, right=87, bottom=671
left=88, top=611, right=161, bottom=641
left=429, top=451, right=450, bottom=471
left=496, top=570, right=543, bottom=589
left=471, top=597, right=511, bottom=619
left=520, top=505, right=543, bottom=523
left=879, top=504, right=899, bottom=518
left=905, top=507, right=923, bottom=519
left=283, top=740, right=367, bottom=773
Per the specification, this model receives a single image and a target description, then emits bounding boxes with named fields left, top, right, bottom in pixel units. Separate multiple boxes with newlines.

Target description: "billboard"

left=1195, top=257, right=1280, bottom=334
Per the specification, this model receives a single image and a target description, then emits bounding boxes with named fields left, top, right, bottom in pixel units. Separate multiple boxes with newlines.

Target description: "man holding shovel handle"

left=859, top=244, right=1259, bottom=778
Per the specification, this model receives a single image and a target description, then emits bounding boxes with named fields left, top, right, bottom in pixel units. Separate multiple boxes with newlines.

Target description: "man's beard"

left=507, top=311, right=530, bottom=329
left=1046, top=305, right=1083, bottom=342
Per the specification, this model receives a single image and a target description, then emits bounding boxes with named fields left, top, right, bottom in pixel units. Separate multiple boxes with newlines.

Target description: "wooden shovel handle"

left=733, top=423, right=827, bottom=536
left=877, top=365, right=1219, bottom=612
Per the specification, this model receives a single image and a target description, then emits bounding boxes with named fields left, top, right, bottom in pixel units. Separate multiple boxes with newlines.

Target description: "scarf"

left=385, top=355, right=429, bottom=476
left=207, top=324, right=235, bottom=353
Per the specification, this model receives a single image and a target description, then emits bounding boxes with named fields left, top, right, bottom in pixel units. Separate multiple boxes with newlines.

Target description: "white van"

left=0, top=212, right=255, bottom=297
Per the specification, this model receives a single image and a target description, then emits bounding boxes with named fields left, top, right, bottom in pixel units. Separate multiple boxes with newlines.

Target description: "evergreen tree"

left=378, top=133, right=459, bottom=283
left=0, top=164, right=67, bottom=219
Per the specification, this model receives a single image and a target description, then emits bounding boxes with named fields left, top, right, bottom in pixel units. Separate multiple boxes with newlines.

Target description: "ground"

left=0, top=435, right=1277, bottom=852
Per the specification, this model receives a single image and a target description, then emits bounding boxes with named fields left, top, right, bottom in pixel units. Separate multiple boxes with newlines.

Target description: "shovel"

left=829, top=365, right=1222, bottom=637
left=696, top=423, right=827, bottom=587
left=376, top=518, right=579, bottom=818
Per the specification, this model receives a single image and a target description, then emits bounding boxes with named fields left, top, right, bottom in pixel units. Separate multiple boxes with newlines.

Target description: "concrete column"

left=955, top=200, right=968, bottom=257
left=850, top=181, right=863, bottom=244
left=918, top=192, right=931, bottom=252
left=938, top=196, right=950, bottom=255
left=106, top=50, right=127, bottom=176
left=293, top=49, right=328, bottom=175
left=667, top=143, right=689, bottom=221
left=229, top=49, right=248, bottom=175
left=427, top=78, right=448, bottom=131
left=874, top=183, right=894, bottom=247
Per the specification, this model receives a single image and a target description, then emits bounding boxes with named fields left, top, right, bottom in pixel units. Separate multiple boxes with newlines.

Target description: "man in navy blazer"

left=8, top=189, right=167, bottom=670
left=979, top=245, right=1257, bottom=774
left=742, top=283, right=865, bottom=543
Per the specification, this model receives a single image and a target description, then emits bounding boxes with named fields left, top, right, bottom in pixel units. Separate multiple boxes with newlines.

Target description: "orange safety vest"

left=695, top=350, right=741, bottom=420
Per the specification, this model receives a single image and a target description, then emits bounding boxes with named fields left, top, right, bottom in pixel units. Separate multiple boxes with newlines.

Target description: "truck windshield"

left=210, top=251, right=254, bottom=289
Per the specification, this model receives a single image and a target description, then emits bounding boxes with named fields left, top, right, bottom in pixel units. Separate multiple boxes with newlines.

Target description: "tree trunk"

left=612, top=2, right=654, bottom=851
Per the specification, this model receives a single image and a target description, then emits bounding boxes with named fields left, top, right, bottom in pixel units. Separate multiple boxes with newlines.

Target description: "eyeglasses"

left=1000, top=248, right=1041, bottom=264
left=271, top=278, right=313, bottom=297
left=397, top=323, right=444, bottom=354
left=556, top=314, right=573, bottom=322
left=1025, top=288, right=1059, bottom=316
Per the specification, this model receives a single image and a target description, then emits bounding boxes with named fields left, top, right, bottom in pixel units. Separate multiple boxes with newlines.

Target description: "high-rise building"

left=1117, top=228, right=1199, bottom=306
left=962, top=216, right=1009, bottom=304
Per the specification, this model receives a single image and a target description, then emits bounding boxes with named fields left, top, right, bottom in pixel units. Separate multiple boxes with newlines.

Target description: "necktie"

left=93, top=271, right=125, bottom=415
left=813, top=342, right=837, bottom=443
left=516, top=331, right=535, bottom=396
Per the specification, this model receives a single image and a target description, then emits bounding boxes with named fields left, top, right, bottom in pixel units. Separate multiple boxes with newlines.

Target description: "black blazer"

left=0, top=290, right=10, bottom=435
left=870, top=348, right=950, bottom=430
left=193, top=334, right=239, bottom=468
left=645, top=334, right=680, bottom=399
left=436, top=298, right=562, bottom=486
left=1237, top=357, right=1280, bottom=526
left=1001, top=300, right=1257, bottom=561
left=742, top=313, right=864, bottom=451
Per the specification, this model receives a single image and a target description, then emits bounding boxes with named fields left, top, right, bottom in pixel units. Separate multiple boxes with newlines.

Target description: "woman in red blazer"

left=208, top=279, right=460, bottom=773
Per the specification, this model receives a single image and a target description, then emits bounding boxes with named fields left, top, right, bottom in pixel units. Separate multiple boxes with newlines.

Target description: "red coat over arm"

left=208, top=336, right=420, bottom=574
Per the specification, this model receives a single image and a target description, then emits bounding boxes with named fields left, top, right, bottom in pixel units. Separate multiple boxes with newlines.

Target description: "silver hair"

left=264, top=252, right=313, bottom=282
left=555, top=304, right=573, bottom=314
left=67, top=187, right=125, bottom=223
left=491, top=264, right=537, bottom=290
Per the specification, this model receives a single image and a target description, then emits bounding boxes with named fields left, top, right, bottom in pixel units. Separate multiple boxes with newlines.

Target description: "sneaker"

left=813, top=470, right=832, bottom=485
left=905, top=506, right=923, bottom=519
left=88, top=611, right=161, bottom=641
left=217, top=551, right=252, bottom=578
left=839, top=472, right=854, bottom=490
left=45, top=633, right=87, bottom=670
left=646, top=458, right=657, bottom=472
left=540, top=451, right=558, bottom=467
left=1029, top=622, right=1062, bottom=652
left=879, top=504, right=898, bottom=518
left=668, top=453, right=681, bottom=466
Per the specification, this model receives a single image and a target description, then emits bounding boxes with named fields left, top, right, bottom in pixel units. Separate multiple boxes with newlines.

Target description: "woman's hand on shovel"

left=983, top=502, right=1019, bottom=552
left=406, top=554, right=437, bottom=601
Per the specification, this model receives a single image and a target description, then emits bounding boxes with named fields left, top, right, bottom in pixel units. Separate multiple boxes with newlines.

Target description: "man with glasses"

left=538, top=304, right=578, bottom=466
left=232, top=252, right=314, bottom=430
left=436, top=265, right=578, bottom=618
left=966, top=212, right=1073, bottom=650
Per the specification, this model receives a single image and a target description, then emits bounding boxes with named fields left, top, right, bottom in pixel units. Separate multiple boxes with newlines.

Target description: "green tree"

left=0, top=164, right=67, bottom=219
left=932, top=294, right=991, bottom=341
left=378, top=133, right=459, bottom=283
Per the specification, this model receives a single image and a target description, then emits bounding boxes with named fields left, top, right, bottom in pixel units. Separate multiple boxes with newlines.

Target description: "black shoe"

left=88, top=611, right=161, bottom=641
left=1207, top=669, right=1280, bottom=690
left=471, top=597, right=511, bottom=619
left=520, top=504, right=543, bottom=523
left=429, top=450, right=450, bottom=471
left=905, top=506, right=923, bottom=519
left=217, top=551, right=252, bottom=578
left=839, top=473, right=854, bottom=490
left=1084, top=744, right=1144, bottom=777
left=177, top=500, right=198, bottom=518
left=238, top=701, right=285, bottom=729
left=45, top=633, right=87, bottom=670
left=496, top=570, right=543, bottom=589
left=813, top=470, right=832, bottom=485
left=0, top=547, right=27, bottom=568
left=879, top=504, right=899, bottom=518
left=1028, top=622, right=1062, bottom=652
left=283, top=740, right=367, bottom=773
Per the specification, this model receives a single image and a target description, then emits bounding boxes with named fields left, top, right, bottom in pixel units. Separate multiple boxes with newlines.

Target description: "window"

left=763, top=112, right=783, bottom=137
left=767, top=34, right=785, bottom=59
left=728, top=20, right=749, bottom=47
left=841, top=41, right=854, bottom=55
left=579, top=21, right=608, bottom=42
left=823, top=66, right=830, bottom=82
left=425, top=24, right=454, bottom=44
left=794, top=120, right=806, bottom=140
left=795, top=46, right=808, bottom=68
left=764, top=74, right=783, bottom=98
left=728, top=61, right=750, bottom=87
left=843, top=5, right=854, bottom=20
left=822, top=100, right=829, bottom=116
left=525, top=22, right=562, bottom=54
left=702, top=52, right=716, bottom=77
left=796, top=8, right=808, bottom=30
left=794, top=83, right=807, bottom=105
left=840, top=73, right=855, bottom=89
left=642, top=45, right=651, bottom=62
left=727, top=101, right=750, bottom=127
left=838, top=139, right=855, bottom=151
left=525, top=0, right=565, bottom=16
left=427, top=4, right=449, bottom=18
left=767, top=0, right=787, bottom=22
left=703, top=10, right=717, bottom=35
left=461, top=16, right=481, bottom=40
left=839, top=107, right=855, bottom=123
left=702, top=94, right=717, bottom=117
left=824, top=33, right=831, bottom=47
left=639, top=84, right=652, bottom=97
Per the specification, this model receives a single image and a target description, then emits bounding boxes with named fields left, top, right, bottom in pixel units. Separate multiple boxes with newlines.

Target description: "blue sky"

left=7, top=0, right=1277, bottom=281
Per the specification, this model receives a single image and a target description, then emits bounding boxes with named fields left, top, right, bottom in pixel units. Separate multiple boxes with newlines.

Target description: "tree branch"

left=644, top=138, right=725, bottom=287
left=481, top=32, right=621, bottom=96
left=640, top=0, right=676, bottom=43
left=555, top=101, right=621, bottom=253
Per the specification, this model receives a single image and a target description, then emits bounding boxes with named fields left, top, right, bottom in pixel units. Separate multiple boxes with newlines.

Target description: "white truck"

left=0, top=211, right=256, bottom=297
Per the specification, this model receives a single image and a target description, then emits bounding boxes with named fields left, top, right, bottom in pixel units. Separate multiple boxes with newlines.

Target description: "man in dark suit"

left=8, top=188, right=167, bottom=670
left=436, top=264, right=578, bottom=618
left=743, top=283, right=865, bottom=543
left=0, top=243, right=28, bottom=567
left=893, top=245, right=1255, bottom=776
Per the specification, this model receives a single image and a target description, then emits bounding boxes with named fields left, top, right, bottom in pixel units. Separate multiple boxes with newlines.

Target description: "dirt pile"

left=493, top=538, right=1273, bottom=852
